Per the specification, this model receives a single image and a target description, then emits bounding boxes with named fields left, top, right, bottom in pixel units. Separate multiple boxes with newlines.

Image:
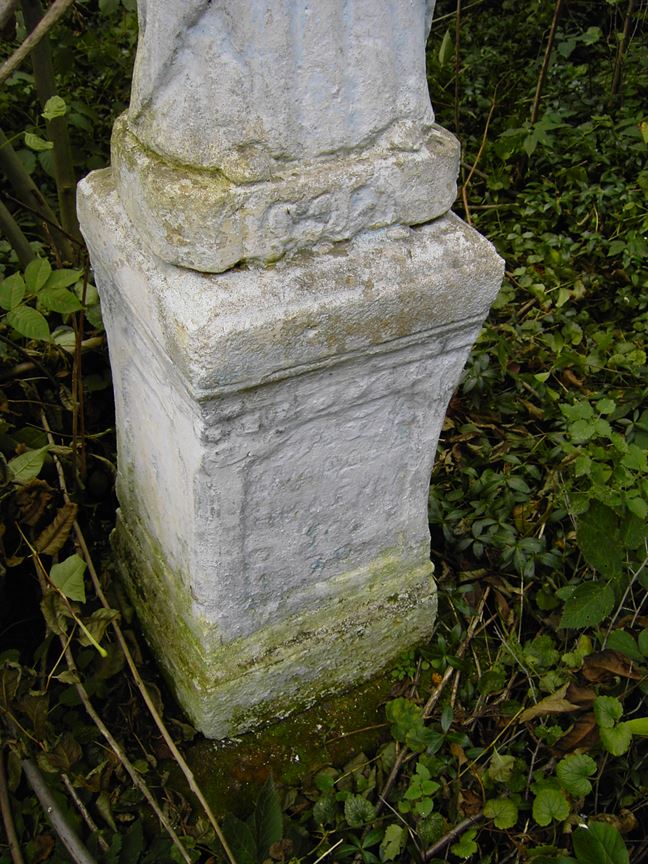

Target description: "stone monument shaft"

left=78, top=0, right=503, bottom=737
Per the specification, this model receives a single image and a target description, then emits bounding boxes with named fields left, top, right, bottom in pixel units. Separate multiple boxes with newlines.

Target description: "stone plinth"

left=79, top=0, right=504, bottom=738
left=78, top=171, right=503, bottom=738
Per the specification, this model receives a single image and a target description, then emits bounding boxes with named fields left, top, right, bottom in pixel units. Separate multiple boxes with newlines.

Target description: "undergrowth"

left=0, top=0, right=646, bottom=862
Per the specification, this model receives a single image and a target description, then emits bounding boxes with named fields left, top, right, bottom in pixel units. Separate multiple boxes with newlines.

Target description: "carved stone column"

left=78, top=0, right=503, bottom=738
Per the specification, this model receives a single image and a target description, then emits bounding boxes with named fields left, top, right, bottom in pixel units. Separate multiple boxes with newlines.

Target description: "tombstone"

left=78, top=0, right=503, bottom=739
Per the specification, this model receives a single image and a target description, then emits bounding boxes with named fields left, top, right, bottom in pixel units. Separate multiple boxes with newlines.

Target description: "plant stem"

left=0, top=748, right=25, bottom=864
left=0, top=127, right=72, bottom=262
left=22, top=757, right=99, bottom=864
left=61, top=774, right=110, bottom=853
left=423, top=812, right=484, bottom=861
left=530, top=0, right=563, bottom=126
left=611, top=0, right=636, bottom=99
left=0, top=0, right=76, bottom=87
left=39, top=411, right=239, bottom=864
left=375, top=589, right=490, bottom=815
left=0, top=197, right=35, bottom=267
left=21, top=0, right=81, bottom=250
left=453, top=0, right=461, bottom=135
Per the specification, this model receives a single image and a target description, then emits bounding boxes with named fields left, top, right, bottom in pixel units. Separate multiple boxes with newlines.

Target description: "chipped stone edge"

left=111, top=114, right=460, bottom=273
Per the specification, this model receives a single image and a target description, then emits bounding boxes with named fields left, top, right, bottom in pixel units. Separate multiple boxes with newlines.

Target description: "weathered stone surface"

left=78, top=169, right=503, bottom=737
left=112, top=0, right=460, bottom=271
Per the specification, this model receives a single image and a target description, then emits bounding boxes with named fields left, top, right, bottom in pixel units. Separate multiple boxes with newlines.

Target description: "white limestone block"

left=78, top=169, right=503, bottom=738
left=112, top=0, right=460, bottom=271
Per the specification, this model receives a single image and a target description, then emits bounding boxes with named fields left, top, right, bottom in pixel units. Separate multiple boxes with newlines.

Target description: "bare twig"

left=375, top=589, right=491, bottom=814
left=423, top=812, right=484, bottom=860
left=39, top=412, right=239, bottom=864
left=611, top=0, right=637, bottom=99
left=61, top=773, right=109, bottom=853
left=0, top=0, right=76, bottom=87
left=0, top=0, right=18, bottom=29
left=22, top=757, right=98, bottom=864
left=0, top=197, right=35, bottom=267
left=530, top=0, right=563, bottom=126
left=0, top=748, right=25, bottom=864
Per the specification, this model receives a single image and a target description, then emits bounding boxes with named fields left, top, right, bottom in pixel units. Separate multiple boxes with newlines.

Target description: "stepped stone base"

left=78, top=167, right=503, bottom=738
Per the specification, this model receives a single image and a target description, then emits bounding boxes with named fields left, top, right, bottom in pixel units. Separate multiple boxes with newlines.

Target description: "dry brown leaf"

left=555, top=713, right=598, bottom=753
left=518, top=683, right=581, bottom=723
left=565, top=683, right=596, bottom=707
left=582, top=650, right=644, bottom=682
left=591, top=810, right=639, bottom=835
left=35, top=502, right=78, bottom=555
left=16, top=478, right=52, bottom=526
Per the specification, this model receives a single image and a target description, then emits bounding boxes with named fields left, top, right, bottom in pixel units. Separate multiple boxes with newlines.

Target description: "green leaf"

left=605, top=630, right=643, bottom=663
left=25, top=257, right=52, bottom=293
left=572, top=823, right=629, bottom=864
left=487, top=750, right=516, bottom=783
left=42, top=96, right=67, bottom=121
left=39, top=287, right=83, bottom=313
left=438, top=29, right=453, bottom=67
left=624, top=716, right=648, bottom=736
left=594, top=696, right=623, bottom=729
left=380, top=824, right=405, bottom=862
left=556, top=754, right=596, bottom=797
left=559, top=582, right=615, bottom=629
left=8, top=446, right=49, bottom=483
left=484, top=797, right=518, bottom=829
left=344, top=794, right=376, bottom=828
left=255, top=775, right=283, bottom=860
left=532, top=787, right=570, bottom=827
left=575, top=503, right=623, bottom=579
left=50, top=554, right=87, bottom=603
left=6, top=305, right=50, bottom=341
left=599, top=723, right=633, bottom=756
left=0, top=273, right=25, bottom=310
left=24, top=132, right=53, bottom=151
left=221, top=814, right=257, bottom=864
left=43, top=269, right=82, bottom=291
left=450, top=827, right=478, bottom=858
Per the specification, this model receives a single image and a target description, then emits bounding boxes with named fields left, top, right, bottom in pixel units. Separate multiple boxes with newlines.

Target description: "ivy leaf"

left=556, top=754, right=596, bottom=797
left=25, top=257, right=52, bottom=293
left=50, top=554, right=87, bottom=603
left=42, top=96, right=67, bottom=121
left=344, top=794, right=376, bottom=828
left=450, top=827, right=478, bottom=858
left=572, top=823, right=629, bottom=864
left=5, top=305, right=50, bottom=341
left=532, top=787, right=570, bottom=826
left=484, top=797, right=518, bottom=829
left=380, top=824, right=405, bottom=862
left=559, top=582, right=615, bottom=629
left=0, top=273, right=26, bottom=310
left=8, top=446, right=49, bottom=483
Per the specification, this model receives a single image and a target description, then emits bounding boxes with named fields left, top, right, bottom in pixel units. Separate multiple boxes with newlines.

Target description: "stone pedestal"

left=78, top=0, right=503, bottom=738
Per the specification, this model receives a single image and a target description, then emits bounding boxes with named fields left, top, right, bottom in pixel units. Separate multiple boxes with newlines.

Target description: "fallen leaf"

left=16, top=478, right=52, bottom=526
left=582, top=650, right=643, bottom=682
left=518, top=684, right=581, bottom=722
left=565, top=683, right=596, bottom=707
left=555, top=713, right=598, bottom=753
left=35, top=502, right=78, bottom=555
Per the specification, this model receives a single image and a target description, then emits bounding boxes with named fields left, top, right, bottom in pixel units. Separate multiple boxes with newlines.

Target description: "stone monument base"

left=78, top=168, right=503, bottom=739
